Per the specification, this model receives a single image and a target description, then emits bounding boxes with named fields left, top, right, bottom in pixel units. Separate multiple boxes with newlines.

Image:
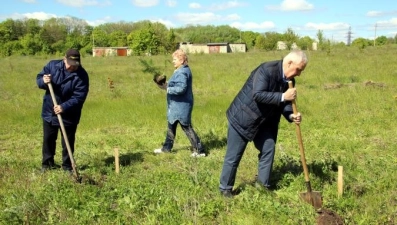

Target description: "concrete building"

left=178, top=42, right=246, bottom=54
left=93, top=47, right=133, bottom=57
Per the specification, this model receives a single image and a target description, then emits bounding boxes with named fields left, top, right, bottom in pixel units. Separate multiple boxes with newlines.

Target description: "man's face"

left=285, top=61, right=306, bottom=79
left=64, top=58, right=79, bottom=72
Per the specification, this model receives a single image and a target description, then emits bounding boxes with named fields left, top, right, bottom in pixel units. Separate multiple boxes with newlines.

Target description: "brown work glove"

left=153, top=74, right=167, bottom=85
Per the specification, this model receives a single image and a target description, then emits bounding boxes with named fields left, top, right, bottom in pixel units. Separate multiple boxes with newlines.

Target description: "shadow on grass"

left=103, top=152, right=144, bottom=167
left=200, top=131, right=227, bottom=154
left=234, top=156, right=339, bottom=194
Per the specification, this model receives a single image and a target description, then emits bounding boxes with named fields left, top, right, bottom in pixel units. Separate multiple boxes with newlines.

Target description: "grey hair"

left=284, top=50, right=308, bottom=64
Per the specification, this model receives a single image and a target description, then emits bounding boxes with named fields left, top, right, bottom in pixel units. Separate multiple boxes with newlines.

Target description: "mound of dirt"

left=316, top=208, right=344, bottom=225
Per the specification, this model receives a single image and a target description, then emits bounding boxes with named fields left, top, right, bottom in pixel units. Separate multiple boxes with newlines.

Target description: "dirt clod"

left=153, top=74, right=166, bottom=85
left=316, top=208, right=344, bottom=225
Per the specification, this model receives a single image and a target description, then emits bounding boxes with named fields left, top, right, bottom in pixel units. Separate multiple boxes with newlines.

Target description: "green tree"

left=282, top=28, right=299, bottom=49
left=375, top=35, right=388, bottom=45
left=254, top=34, right=266, bottom=50
left=40, top=18, right=67, bottom=53
left=241, top=31, right=259, bottom=50
left=316, top=30, right=325, bottom=47
left=92, top=27, right=109, bottom=47
left=109, top=30, right=128, bottom=47
left=262, top=32, right=282, bottom=50
left=297, top=36, right=314, bottom=50
left=127, top=23, right=159, bottom=55
left=352, top=37, right=371, bottom=50
left=23, top=18, right=41, bottom=36
left=19, top=33, right=42, bottom=55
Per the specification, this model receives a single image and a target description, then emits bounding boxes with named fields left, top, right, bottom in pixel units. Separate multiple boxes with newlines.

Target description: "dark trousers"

left=42, top=120, right=77, bottom=170
left=162, top=121, right=205, bottom=153
left=219, top=123, right=278, bottom=191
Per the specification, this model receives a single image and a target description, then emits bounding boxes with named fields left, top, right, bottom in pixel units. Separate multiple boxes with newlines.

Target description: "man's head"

left=64, top=49, right=81, bottom=72
left=283, top=50, right=308, bottom=79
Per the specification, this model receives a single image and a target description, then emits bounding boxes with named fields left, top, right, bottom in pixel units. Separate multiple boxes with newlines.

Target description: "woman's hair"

left=172, top=49, right=188, bottom=65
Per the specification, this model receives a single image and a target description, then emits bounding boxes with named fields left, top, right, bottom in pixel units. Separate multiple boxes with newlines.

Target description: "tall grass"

left=1, top=46, right=397, bottom=224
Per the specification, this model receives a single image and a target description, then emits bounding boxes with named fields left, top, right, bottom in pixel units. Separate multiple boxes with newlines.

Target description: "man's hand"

left=284, top=88, right=297, bottom=101
left=43, top=74, right=51, bottom=84
left=290, top=112, right=301, bottom=124
left=54, top=105, right=63, bottom=114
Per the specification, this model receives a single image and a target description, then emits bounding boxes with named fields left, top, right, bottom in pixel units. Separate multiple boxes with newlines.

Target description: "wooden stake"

left=114, top=148, right=120, bottom=174
left=338, top=166, right=343, bottom=197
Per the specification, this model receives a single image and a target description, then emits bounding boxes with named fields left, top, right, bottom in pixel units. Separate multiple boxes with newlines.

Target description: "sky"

left=1, top=0, right=397, bottom=43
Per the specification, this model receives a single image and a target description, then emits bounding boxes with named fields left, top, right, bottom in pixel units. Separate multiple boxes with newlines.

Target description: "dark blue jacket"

left=36, top=60, right=89, bottom=126
left=226, top=60, right=294, bottom=141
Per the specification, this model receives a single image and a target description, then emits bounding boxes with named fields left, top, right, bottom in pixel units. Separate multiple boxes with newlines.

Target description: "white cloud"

left=208, top=1, right=246, bottom=11
left=175, top=12, right=221, bottom=24
left=189, top=3, right=201, bottom=9
left=86, top=16, right=112, bottom=26
left=225, top=13, right=241, bottom=20
left=230, top=21, right=275, bottom=31
left=367, top=10, right=397, bottom=17
left=266, top=0, right=314, bottom=11
left=367, top=11, right=382, bottom=17
left=10, top=12, right=57, bottom=20
left=131, top=0, right=159, bottom=7
left=166, top=0, right=177, bottom=7
left=56, top=0, right=111, bottom=7
left=304, top=22, right=350, bottom=31
left=151, top=19, right=176, bottom=28
left=376, top=17, right=397, bottom=29
left=174, top=12, right=239, bottom=25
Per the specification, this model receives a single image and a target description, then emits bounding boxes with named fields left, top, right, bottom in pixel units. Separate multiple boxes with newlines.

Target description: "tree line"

left=0, top=17, right=396, bottom=57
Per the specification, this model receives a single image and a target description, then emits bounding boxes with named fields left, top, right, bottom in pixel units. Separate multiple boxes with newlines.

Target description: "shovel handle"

left=47, top=82, right=79, bottom=179
left=288, top=81, right=312, bottom=192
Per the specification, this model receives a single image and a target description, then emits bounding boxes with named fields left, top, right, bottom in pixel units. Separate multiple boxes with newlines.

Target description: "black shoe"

left=41, top=163, right=61, bottom=173
left=62, top=166, right=73, bottom=175
left=220, top=190, right=233, bottom=198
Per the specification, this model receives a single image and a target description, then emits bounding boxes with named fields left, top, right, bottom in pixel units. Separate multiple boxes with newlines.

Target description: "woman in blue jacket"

left=154, top=49, right=205, bottom=157
left=36, top=49, right=89, bottom=172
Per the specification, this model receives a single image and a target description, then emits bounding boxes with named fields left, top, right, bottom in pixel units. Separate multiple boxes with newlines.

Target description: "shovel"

left=48, top=82, right=81, bottom=182
left=288, top=81, right=322, bottom=209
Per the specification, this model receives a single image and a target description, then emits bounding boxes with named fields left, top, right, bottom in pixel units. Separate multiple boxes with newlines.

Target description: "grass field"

left=1, top=46, right=397, bottom=224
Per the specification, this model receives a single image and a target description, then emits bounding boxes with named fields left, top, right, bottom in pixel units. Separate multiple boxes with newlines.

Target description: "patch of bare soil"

left=316, top=208, right=344, bottom=225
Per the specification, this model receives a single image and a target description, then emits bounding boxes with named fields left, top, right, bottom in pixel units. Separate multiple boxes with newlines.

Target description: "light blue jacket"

left=166, top=65, right=194, bottom=125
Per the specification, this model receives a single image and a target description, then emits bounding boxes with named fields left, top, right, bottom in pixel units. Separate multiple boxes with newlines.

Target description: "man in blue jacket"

left=36, top=49, right=89, bottom=173
left=219, top=50, right=307, bottom=197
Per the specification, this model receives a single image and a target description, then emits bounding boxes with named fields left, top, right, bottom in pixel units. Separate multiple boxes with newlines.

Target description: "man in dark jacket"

left=36, top=49, right=89, bottom=173
left=219, top=50, right=307, bottom=197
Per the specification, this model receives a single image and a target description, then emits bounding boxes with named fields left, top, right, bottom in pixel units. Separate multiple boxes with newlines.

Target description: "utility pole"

left=346, top=26, right=352, bottom=46
left=374, top=23, right=377, bottom=46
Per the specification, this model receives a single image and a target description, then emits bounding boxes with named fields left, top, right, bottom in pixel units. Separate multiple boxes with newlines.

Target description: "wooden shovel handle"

left=288, top=81, right=312, bottom=192
left=47, top=82, right=79, bottom=179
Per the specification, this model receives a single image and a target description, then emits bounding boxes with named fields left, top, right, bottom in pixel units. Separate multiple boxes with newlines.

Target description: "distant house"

left=276, top=41, right=299, bottom=50
left=93, top=47, right=132, bottom=57
left=178, top=42, right=246, bottom=54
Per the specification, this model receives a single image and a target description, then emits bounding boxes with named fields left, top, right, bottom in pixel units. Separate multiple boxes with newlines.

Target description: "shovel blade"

left=300, top=191, right=322, bottom=209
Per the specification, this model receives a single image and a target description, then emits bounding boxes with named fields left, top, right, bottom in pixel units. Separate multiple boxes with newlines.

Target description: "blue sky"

left=1, top=0, right=397, bottom=43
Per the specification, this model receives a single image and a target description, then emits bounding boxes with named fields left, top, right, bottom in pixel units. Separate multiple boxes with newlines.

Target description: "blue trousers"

left=219, top=123, right=278, bottom=191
